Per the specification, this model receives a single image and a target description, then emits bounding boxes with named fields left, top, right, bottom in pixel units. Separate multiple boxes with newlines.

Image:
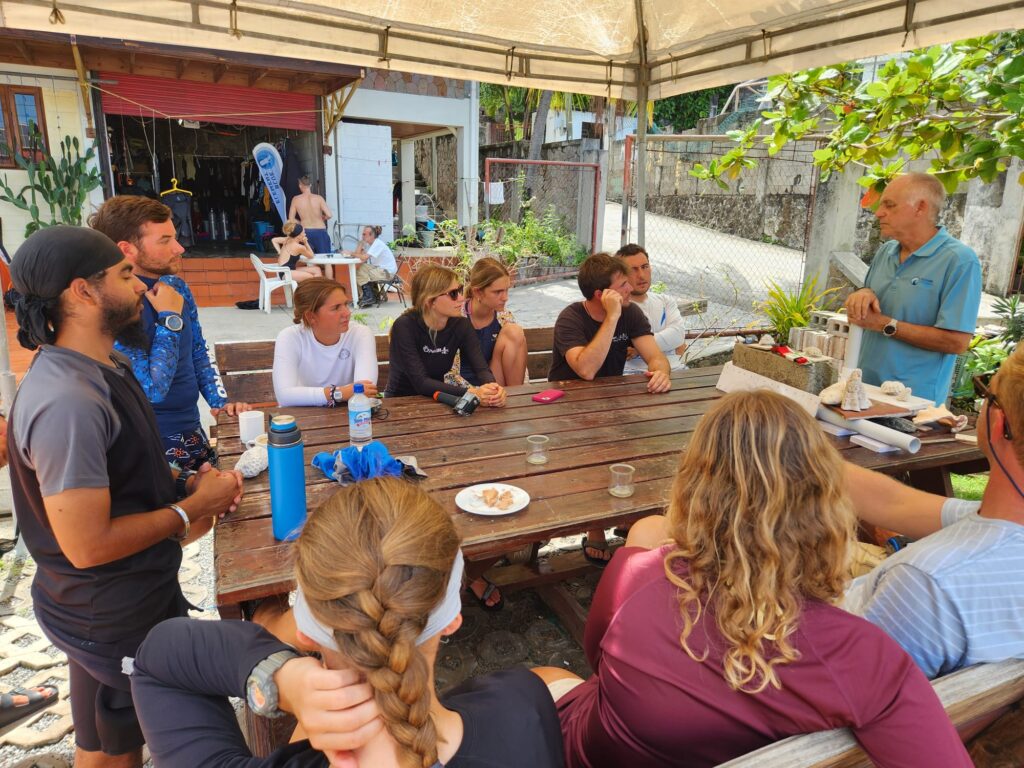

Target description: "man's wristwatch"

left=882, top=317, right=899, bottom=337
left=245, top=649, right=300, bottom=718
left=157, top=312, right=184, bottom=332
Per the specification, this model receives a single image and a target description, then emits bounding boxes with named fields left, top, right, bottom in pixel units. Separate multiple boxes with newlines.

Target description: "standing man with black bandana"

left=6, top=226, right=243, bottom=768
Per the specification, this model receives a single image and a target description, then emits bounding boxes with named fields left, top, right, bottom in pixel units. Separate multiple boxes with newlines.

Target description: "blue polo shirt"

left=858, top=227, right=981, bottom=405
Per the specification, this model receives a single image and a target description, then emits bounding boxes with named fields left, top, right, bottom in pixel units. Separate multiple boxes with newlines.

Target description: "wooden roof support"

left=248, top=68, right=268, bottom=87
left=69, top=39, right=95, bottom=139
left=128, top=51, right=136, bottom=74
left=322, top=76, right=362, bottom=137
left=288, top=72, right=312, bottom=91
left=176, top=59, right=189, bottom=79
left=213, top=63, right=229, bottom=83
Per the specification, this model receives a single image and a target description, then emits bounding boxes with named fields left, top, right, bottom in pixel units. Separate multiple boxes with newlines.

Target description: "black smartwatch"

left=175, top=469, right=196, bottom=501
left=882, top=318, right=899, bottom=337
left=157, top=312, right=184, bottom=332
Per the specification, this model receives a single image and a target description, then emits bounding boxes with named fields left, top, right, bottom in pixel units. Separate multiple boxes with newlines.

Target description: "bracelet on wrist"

left=167, top=503, right=190, bottom=542
left=327, top=385, right=337, bottom=407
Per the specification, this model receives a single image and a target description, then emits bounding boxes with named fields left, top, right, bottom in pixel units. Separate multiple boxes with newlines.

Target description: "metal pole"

left=620, top=133, right=633, bottom=247
left=636, top=83, right=648, bottom=247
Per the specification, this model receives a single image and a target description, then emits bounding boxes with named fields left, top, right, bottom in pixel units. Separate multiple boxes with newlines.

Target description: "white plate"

left=455, top=483, right=530, bottom=516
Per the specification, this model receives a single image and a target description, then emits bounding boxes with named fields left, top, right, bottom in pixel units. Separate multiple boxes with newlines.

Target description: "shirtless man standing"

left=288, top=176, right=333, bottom=255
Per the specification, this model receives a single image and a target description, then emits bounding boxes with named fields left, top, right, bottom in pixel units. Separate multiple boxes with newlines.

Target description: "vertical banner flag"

left=253, top=142, right=288, bottom=224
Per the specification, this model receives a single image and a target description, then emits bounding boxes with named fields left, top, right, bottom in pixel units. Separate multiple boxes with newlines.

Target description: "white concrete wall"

left=0, top=64, right=104, bottom=253
left=332, top=86, right=479, bottom=227
left=324, top=122, right=392, bottom=248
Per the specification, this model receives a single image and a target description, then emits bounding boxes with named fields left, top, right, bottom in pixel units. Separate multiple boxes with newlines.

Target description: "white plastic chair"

left=250, top=254, right=297, bottom=314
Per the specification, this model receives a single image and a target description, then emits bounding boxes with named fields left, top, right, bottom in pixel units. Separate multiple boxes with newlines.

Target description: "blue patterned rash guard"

left=114, top=274, right=227, bottom=436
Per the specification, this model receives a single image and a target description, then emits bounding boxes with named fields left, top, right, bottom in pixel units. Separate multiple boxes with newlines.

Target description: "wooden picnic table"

left=214, top=366, right=986, bottom=624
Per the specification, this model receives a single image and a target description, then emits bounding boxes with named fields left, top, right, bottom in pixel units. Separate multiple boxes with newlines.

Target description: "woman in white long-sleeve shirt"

left=272, top=277, right=378, bottom=407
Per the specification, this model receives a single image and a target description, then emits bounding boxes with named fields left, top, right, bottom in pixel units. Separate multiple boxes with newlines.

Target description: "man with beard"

left=6, top=226, right=243, bottom=767
left=615, top=244, right=689, bottom=373
left=91, top=196, right=250, bottom=471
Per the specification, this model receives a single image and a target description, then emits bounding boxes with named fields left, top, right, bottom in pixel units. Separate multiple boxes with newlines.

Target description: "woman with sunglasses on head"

left=272, top=220, right=323, bottom=284
left=384, top=264, right=506, bottom=408
left=272, top=277, right=378, bottom=407
left=446, top=257, right=528, bottom=388
left=129, top=478, right=565, bottom=768
left=534, top=390, right=970, bottom=768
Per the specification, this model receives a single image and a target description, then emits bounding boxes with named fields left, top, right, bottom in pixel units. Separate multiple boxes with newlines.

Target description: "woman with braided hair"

left=129, top=477, right=564, bottom=767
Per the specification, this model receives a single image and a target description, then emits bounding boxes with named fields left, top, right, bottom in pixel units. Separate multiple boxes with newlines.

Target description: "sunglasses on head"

left=437, top=287, right=463, bottom=301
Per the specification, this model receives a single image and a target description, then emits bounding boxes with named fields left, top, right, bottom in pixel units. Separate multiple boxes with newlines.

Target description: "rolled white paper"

left=843, top=324, right=863, bottom=375
left=816, top=404, right=921, bottom=454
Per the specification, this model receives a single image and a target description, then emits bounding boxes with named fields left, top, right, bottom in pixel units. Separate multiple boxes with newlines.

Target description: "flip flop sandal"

left=466, top=578, right=505, bottom=612
left=581, top=536, right=612, bottom=569
left=9, top=756, right=71, bottom=768
left=0, top=685, right=59, bottom=729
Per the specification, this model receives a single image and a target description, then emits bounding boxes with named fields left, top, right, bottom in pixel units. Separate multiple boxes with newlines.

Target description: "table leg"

left=536, top=583, right=588, bottom=648
left=348, top=263, right=358, bottom=298
left=905, top=467, right=954, bottom=497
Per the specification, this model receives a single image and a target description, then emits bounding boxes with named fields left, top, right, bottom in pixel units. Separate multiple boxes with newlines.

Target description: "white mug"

left=239, top=410, right=266, bottom=446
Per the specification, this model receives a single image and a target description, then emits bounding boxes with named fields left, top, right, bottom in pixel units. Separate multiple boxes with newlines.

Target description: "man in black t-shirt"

left=548, top=252, right=670, bottom=565
left=6, top=227, right=243, bottom=768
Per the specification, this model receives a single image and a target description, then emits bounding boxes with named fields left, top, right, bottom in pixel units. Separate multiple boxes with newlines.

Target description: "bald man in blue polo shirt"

left=845, top=173, right=981, bottom=405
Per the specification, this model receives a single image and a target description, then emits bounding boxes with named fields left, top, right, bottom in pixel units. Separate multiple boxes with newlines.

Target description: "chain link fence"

left=616, top=134, right=822, bottom=329
left=482, top=157, right=600, bottom=256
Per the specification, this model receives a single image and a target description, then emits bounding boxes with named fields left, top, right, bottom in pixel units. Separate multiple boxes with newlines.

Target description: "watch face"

left=163, top=314, right=184, bottom=332
left=248, top=681, right=267, bottom=710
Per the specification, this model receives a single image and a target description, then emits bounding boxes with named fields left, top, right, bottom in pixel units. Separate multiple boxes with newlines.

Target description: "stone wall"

left=362, top=68, right=469, bottom=98
left=412, top=134, right=458, bottom=219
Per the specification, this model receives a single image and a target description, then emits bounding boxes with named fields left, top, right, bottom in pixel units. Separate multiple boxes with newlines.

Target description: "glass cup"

left=608, top=463, right=636, bottom=498
left=526, top=434, right=549, bottom=465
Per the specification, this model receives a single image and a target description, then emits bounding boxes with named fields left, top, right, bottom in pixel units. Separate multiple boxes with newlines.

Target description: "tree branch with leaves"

left=690, top=30, right=1024, bottom=198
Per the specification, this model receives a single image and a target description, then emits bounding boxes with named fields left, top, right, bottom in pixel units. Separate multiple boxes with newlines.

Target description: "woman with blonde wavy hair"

left=130, top=478, right=564, bottom=767
left=535, top=390, right=970, bottom=767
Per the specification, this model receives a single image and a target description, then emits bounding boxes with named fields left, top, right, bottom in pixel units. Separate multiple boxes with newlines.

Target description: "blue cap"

left=354, top=383, right=364, bottom=394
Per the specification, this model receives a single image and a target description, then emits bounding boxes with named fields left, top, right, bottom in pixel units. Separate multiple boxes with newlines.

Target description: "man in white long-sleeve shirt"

left=616, top=244, right=688, bottom=374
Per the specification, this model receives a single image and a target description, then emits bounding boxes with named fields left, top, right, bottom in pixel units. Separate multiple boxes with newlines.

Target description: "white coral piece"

left=841, top=369, right=871, bottom=411
left=801, top=345, right=825, bottom=359
left=819, top=381, right=845, bottom=405
left=235, top=445, right=269, bottom=478
left=758, top=334, right=775, bottom=347
left=880, top=380, right=911, bottom=400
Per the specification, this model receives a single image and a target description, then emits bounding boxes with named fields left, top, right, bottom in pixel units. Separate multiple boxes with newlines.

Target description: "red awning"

left=99, top=72, right=317, bottom=132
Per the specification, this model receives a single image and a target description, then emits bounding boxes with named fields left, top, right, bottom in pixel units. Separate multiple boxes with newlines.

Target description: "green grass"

left=951, top=473, right=988, bottom=501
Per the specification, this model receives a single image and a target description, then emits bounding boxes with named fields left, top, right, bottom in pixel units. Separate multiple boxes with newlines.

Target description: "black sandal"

left=0, top=685, right=59, bottom=729
left=466, top=578, right=505, bottom=612
left=581, top=536, right=613, bottom=569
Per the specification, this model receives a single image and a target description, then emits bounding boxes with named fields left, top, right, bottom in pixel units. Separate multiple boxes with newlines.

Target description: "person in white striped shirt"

left=842, top=344, right=1024, bottom=678
left=616, top=244, right=689, bottom=374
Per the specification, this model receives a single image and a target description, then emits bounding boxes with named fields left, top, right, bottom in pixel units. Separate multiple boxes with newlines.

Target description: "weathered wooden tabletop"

left=214, top=366, right=984, bottom=616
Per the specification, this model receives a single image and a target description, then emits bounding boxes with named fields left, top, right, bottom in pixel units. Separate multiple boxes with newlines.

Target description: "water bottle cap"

left=354, top=383, right=364, bottom=394
left=270, top=415, right=297, bottom=431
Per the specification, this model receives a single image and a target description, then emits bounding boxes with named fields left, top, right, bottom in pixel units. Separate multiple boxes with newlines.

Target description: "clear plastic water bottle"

left=348, top=383, right=372, bottom=448
left=267, top=415, right=307, bottom=541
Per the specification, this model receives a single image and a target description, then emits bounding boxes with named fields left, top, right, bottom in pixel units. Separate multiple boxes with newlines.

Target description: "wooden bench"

left=719, top=659, right=1024, bottom=767
left=215, top=326, right=558, bottom=405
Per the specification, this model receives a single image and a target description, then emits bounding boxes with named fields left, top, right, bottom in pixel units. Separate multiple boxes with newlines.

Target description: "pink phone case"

left=532, top=389, right=565, bottom=403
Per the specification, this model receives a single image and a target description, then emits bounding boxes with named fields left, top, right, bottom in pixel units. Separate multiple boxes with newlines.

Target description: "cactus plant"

left=0, top=124, right=103, bottom=237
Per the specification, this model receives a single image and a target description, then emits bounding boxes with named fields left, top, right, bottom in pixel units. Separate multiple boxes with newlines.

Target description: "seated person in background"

left=272, top=277, right=378, bottom=407
left=615, top=244, right=689, bottom=373
left=130, top=478, right=565, bottom=768
left=533, top=390, right=970, bottom=768
left=842, top=343, right=1024, bottom=678
left=344, top=225, right=398, bottom=308
left=385, top=263, right=508, bottom=610
left=271, top=220, right=322, bottom=284
left=549, top=252, right=671, bottom=566
left=447, top=257, right=527, bottom=388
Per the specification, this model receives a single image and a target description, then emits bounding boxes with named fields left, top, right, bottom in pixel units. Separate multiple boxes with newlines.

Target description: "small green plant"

left=756, top=277, right=838, bottom=344
left=0, top=125, right=103, bottom=237
left=350, top=312, right=369, bottom=325
left=481, top=207, right=587, bottom=268
left=389, top=224, right=420, bottom=250
left=993, top=294, right=1024, bottom=344
left=650, top=281, right=667, bottom=294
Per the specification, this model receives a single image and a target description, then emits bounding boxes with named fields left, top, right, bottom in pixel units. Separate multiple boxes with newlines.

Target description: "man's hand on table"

left=645, top=370, right=671, bottom=394
left=211, top=402, right=252, bottom=418
left=276, top=658, right=383, bottom=767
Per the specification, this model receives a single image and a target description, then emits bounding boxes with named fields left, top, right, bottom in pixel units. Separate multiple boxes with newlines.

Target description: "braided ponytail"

left=294, top=478, right=461, bottom=767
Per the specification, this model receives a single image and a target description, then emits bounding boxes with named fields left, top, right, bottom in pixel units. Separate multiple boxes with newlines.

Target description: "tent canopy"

left=1, top=0, right=1020, bottom=100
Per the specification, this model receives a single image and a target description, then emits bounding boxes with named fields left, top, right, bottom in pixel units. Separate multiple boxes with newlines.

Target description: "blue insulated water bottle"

left=268, top=415, right=307, bottom=541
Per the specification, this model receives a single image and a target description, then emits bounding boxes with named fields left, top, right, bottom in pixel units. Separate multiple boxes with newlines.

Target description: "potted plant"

left=756, top=277, right=838, bottom=345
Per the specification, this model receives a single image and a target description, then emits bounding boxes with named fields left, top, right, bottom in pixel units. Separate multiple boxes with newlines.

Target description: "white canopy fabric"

left=0, top=0, right=1020, bottom=99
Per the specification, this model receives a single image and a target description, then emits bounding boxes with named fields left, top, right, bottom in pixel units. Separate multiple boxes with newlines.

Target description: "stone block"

left=732, top=342, right=839, bottom=394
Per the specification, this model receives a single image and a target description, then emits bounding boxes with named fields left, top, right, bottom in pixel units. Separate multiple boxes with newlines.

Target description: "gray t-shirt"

left=7, top=346, right=182, bottom=661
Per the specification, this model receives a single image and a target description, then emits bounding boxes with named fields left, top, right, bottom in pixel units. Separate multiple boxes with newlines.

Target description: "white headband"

left=293, top=550, right=465, bottom=650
